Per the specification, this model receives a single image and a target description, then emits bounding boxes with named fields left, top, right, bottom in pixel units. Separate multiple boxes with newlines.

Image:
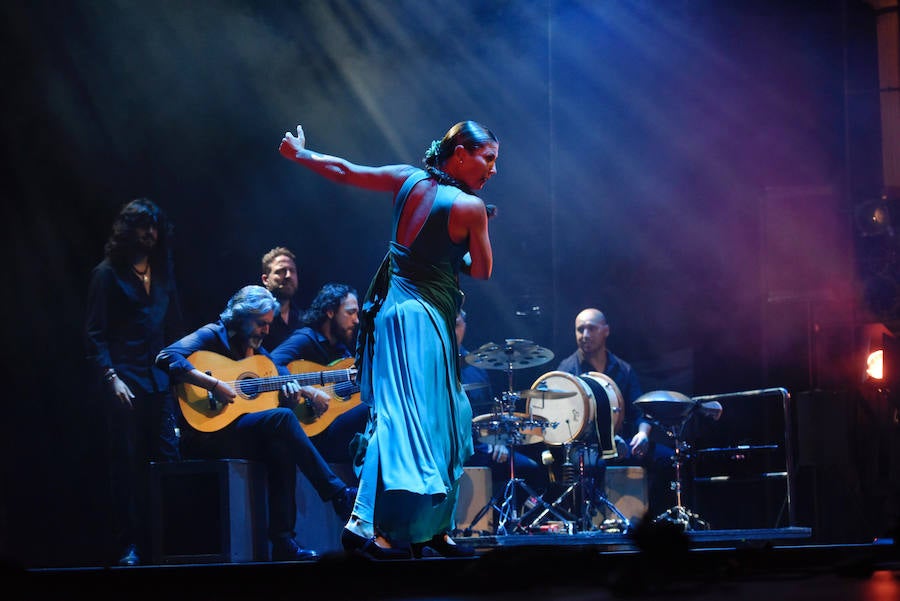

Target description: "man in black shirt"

left=85, top=198, right=184, bottom=566
left=260, top=246, right=303, bottom=350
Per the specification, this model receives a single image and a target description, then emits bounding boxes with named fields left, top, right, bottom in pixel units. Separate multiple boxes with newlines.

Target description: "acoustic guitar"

left=175, top=350, right=357, bottom=433
left=286, top=357, right=362, bottom=437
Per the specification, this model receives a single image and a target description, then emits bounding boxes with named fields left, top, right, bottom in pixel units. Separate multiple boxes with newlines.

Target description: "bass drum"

left=526, top=371, right=624, bottom=460
left=526, top=371, right=597, bottom=447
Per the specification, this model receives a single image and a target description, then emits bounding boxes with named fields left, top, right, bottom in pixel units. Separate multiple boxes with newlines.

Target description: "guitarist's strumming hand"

left=280, top=381, right=330, bottom=418
left=188, top=367, right=237, bottom=409
left=207, top=378, right=236, bottom=408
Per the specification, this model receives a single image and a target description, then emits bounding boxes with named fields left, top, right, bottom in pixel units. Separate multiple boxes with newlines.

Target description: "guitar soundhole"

left=237, top=372, right=260, bottom=399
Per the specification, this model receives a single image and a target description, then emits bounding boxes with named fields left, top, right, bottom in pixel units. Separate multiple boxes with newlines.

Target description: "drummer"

left=554, top=307, right=673, bottom=519
left=457, top=310, right=548, bottom=500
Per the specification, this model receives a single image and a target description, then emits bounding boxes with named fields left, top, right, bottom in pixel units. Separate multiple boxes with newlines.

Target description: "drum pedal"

left=527, top=521, right=574, bottom=535
left=598, top=518, right=629, bottom=533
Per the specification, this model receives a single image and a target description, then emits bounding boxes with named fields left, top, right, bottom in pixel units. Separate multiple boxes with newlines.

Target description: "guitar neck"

left=291, top=367, right=355, bottom=388
left=225, top=368, right=355, bottom=394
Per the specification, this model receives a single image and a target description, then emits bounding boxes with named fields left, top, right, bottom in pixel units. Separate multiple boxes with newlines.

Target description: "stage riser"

left=149, top=459, right=269, bottom=564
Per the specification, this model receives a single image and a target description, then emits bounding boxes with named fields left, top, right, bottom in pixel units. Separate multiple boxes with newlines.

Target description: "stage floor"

left=14, top=528, right=899, bottom=601
left=456, top=526, right=814, bottom=550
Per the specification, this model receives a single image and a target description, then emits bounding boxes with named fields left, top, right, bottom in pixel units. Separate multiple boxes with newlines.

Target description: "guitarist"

left=270, top=283, right=370, bottom=464
left=155, top=284, right=357, bottom=561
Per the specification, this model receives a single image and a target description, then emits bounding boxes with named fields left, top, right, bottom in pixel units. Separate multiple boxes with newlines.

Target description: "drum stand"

left=497, top=433, right=570, bottom=535
left=523, top=443, right=631, bottom=533
left=462, top=410, right=567, bottom=536
left=652, top=412, right=710, bottom=531
left=459, top=339, right=560, bottom=536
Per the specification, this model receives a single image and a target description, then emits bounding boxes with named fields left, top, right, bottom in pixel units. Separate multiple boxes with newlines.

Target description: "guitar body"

left=287, top=357, right=362, bottom=437
left=176, top=351, right=280, bottom=433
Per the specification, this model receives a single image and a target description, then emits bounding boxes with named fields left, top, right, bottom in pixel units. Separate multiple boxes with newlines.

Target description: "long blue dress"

left=352, top=169, right=475, bottom=543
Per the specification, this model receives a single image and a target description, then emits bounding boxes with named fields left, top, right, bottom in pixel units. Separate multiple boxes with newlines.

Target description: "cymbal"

left=462, top=382, right=489, bottom=392
left=465, top=339, right=554, bottom=370
left=516, top=385, right=576, bottom=400
left=472, top=412, right=547, bottom=445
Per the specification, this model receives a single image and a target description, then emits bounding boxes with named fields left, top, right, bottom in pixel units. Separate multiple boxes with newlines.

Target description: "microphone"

left=485, top=204, right=498, bottom=219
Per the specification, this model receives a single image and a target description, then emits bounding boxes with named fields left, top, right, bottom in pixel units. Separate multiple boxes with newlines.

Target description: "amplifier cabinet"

left=455, top=467, right=493, bottom=534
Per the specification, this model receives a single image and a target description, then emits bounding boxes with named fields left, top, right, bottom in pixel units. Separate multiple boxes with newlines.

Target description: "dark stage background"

left=2, top=0, right=897, bottom=568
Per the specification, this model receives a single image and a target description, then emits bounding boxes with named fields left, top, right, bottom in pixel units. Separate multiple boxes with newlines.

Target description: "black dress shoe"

left=331, top=486, right=357, bottom=521
left=341, top=528, right=410, bottom=560
left=410, top=533, right=476, bottom=559
left=271, top=538, right=319, bottom=561
left=117, top=544, right=140, bottom=566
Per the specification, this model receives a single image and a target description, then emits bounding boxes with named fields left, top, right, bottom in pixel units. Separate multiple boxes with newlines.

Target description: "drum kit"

left=461, top=338, right=632, bottom=536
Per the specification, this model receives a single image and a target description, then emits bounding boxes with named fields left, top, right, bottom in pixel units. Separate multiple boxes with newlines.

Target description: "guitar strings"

left=211, top=367, right=356, bottom=393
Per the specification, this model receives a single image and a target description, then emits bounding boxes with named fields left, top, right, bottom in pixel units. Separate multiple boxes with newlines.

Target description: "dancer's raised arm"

left=279, top=124, right=413, bottom=193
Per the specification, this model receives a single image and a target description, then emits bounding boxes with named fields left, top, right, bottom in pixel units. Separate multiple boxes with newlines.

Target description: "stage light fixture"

left=861, top=322, right=892, bottom=385
left=854, top=197, right=895, bottom=238
left=866, top=349, right=883, bottom=380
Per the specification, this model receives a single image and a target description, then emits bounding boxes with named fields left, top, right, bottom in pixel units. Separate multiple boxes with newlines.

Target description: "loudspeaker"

left=455, top=467, right=492, bottom=534
left=601, top=466, right=648, bottom=523
left=150, top=459, right=268, bottom=564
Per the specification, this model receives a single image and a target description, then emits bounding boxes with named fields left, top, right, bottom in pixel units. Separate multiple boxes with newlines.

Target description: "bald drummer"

left=557, top=308, right=651, bottom=458
left=549, top=307, right=678, bottom=521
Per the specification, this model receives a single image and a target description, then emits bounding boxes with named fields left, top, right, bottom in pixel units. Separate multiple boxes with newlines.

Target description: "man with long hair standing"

left=85, top=198, right=184, bottom=566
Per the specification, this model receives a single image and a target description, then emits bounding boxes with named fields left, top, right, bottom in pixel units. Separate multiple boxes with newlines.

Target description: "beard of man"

left=238, top=318, right=266, bottom=351
left=273, top=278, right=296, bottom=303
left=334, top=317, right=358, bottom=350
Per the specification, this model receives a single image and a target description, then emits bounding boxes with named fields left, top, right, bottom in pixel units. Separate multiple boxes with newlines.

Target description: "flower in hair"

left=426, top=139, right=441, bottom=160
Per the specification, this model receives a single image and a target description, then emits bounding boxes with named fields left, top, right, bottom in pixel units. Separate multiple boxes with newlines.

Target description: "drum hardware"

left=521, top=442, right=631, bottom=534
left=461, top=341, right=559, bottom=536
left=634, top=390, right=710, bottom=531
left=472, top=411, right=548, bottom=446
left=496, top=449, right=571, bottom=535
left=463, top=407, right=564, bottom=536
left=496, top=390, right=522, bottom=413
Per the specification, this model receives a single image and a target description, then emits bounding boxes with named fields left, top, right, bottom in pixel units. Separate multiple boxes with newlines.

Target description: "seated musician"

left=155, top=284, right=357, bottom=561
left=553, top=307, right=673, bottom=522
left=269, top=282, right=370, bottom=464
